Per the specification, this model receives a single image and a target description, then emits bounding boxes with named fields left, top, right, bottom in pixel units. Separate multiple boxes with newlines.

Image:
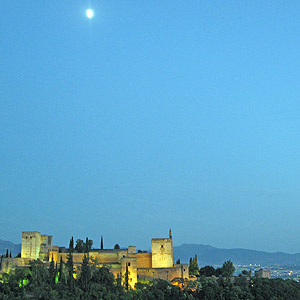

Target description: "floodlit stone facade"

left=21, top=232, right=53, bottom=260
left=1, top=230, right=189, bottom=289
left=151, top=238, right=173, bottom=268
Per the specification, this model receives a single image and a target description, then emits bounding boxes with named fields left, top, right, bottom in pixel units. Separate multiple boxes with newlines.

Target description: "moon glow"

left=86, top=9, right=94, bottom=19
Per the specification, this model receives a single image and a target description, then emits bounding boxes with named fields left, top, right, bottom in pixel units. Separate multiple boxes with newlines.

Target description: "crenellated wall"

left=49, top=249, right=129, bottom=265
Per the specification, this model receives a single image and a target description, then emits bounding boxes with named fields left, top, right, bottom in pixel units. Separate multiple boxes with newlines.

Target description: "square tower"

left=151, top=238, right=173, bottom=268
left=21, top=232, right=42, bottom=259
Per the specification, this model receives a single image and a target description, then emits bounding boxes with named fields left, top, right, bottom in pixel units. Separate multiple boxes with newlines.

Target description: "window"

left=161, top=245, right=163, bottom=248
left=128, top=262, right=131, bottom=266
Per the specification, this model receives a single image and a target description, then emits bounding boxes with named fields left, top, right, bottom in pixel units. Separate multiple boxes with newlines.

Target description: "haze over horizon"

left=1, top=1, right=300, bottom=254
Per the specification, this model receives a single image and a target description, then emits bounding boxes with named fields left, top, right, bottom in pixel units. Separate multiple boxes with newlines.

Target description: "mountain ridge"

left=0, top=239, right=21, bottom=257
left=173, top=244, right=300, bottom=266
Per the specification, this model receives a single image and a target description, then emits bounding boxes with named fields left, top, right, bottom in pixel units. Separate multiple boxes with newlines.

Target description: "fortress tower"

left=21, top=232, right=52, bottom=260
left=151, top=230, right=173, bottom=268
left=121, top=256, right=137, bottom=289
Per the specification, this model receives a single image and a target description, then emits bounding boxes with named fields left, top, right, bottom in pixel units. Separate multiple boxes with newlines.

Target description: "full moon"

left=86, top=9, right=94, bottom=19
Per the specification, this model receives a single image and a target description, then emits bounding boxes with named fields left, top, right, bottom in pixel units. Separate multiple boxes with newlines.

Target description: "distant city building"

left=0, top=229, right=188, bottom=289
left=255, top=268, right=271, bottom=279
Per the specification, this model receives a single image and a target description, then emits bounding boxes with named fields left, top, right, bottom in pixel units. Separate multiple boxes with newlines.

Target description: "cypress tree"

left=49, top=255, right=55, bottom=286
left=85, top=237, right=89, bottom=253
left=70, top=236, right=74, bottom=252
left=116, top=272, right=123, bottom=296
left=5, top=249, right=8, bottom=258
left=124, top=263, right=129, bottom=291
left=101, top=236, right=103, bottom=250
left=58, top=256, right=63, bottom=282
left=79, top=254, right=90, bottom=292
left=9, top=251, right=12, bottom=258
left=189, top=254, right=199, bottom=276
left=66, top=237, right=75, bottom=291
left=55, top=262, right=58, bottom=283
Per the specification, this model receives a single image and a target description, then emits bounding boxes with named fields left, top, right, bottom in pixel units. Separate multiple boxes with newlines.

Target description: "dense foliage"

left=1, top=258, right=300, bottom=300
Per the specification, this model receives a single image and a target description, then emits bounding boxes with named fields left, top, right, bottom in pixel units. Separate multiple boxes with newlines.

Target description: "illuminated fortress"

left=1, top=230, right=189, bottom=288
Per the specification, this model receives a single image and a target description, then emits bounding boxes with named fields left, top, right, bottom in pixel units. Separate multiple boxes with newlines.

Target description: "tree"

left=216, top=267, right=223, bottom=277
left=55, top=262, right=58, bottom=284
left=58, top=256, right=64, bottom=282
left=138, top=250, right=147, bottom=253
left=87, top=238, right=93, bottom=252
left=75, top=239, right=85, bottom=253
left=242, top=269, right=252, bottom=277
left=85, top=237, right=89, bottom=253
left=189, top=254, right=199, bottom=276
left=136, top=279, right=187, bottom=300
left=101, top=236, right=104, bottom=250
left=5, top=249, right=8, bottom=258
left=29, top=259, right=49, bottom=287
left=114, top=244, right=120, bottom=249
left=116, top=273, right=123, bottom=294
left=74, top=237, right=93, bottom=253
left=91, top=266, right=115, bottom=289
left=69, top=236, right=74, bottom=251
left=176, top=259, right=181, bottom=264
left=78, top=254, right=90, bottom=292
left=221, top=260, right=235, bottom=279
left=49, top=255, right=56, bottom=286
left=9, top=252, right=12, bottom=258
left=66, top=237, right=75, bottom=291
left=124, top=263, right=129, bottom=290
left=199, top=265, right=216, bottom=277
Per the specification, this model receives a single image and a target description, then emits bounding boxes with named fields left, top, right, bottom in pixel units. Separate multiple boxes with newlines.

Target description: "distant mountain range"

left=173, top=244, right=300, bottom=266
left=0, top=239, right=21, bottom=257
left=1, top=239, right=300, bottom=266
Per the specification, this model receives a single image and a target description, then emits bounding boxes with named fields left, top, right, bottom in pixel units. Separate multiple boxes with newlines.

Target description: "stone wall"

left=49, top=249, right=129, bottom=265
left=137, top=264, right=189, bottom=281
left=0, top=258, right=31, bottom=273
left=134, top=252, right=152, bottom=268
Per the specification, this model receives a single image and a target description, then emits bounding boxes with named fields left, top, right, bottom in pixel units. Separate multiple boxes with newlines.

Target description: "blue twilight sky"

left=1, top=1, right=300, bottom=253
